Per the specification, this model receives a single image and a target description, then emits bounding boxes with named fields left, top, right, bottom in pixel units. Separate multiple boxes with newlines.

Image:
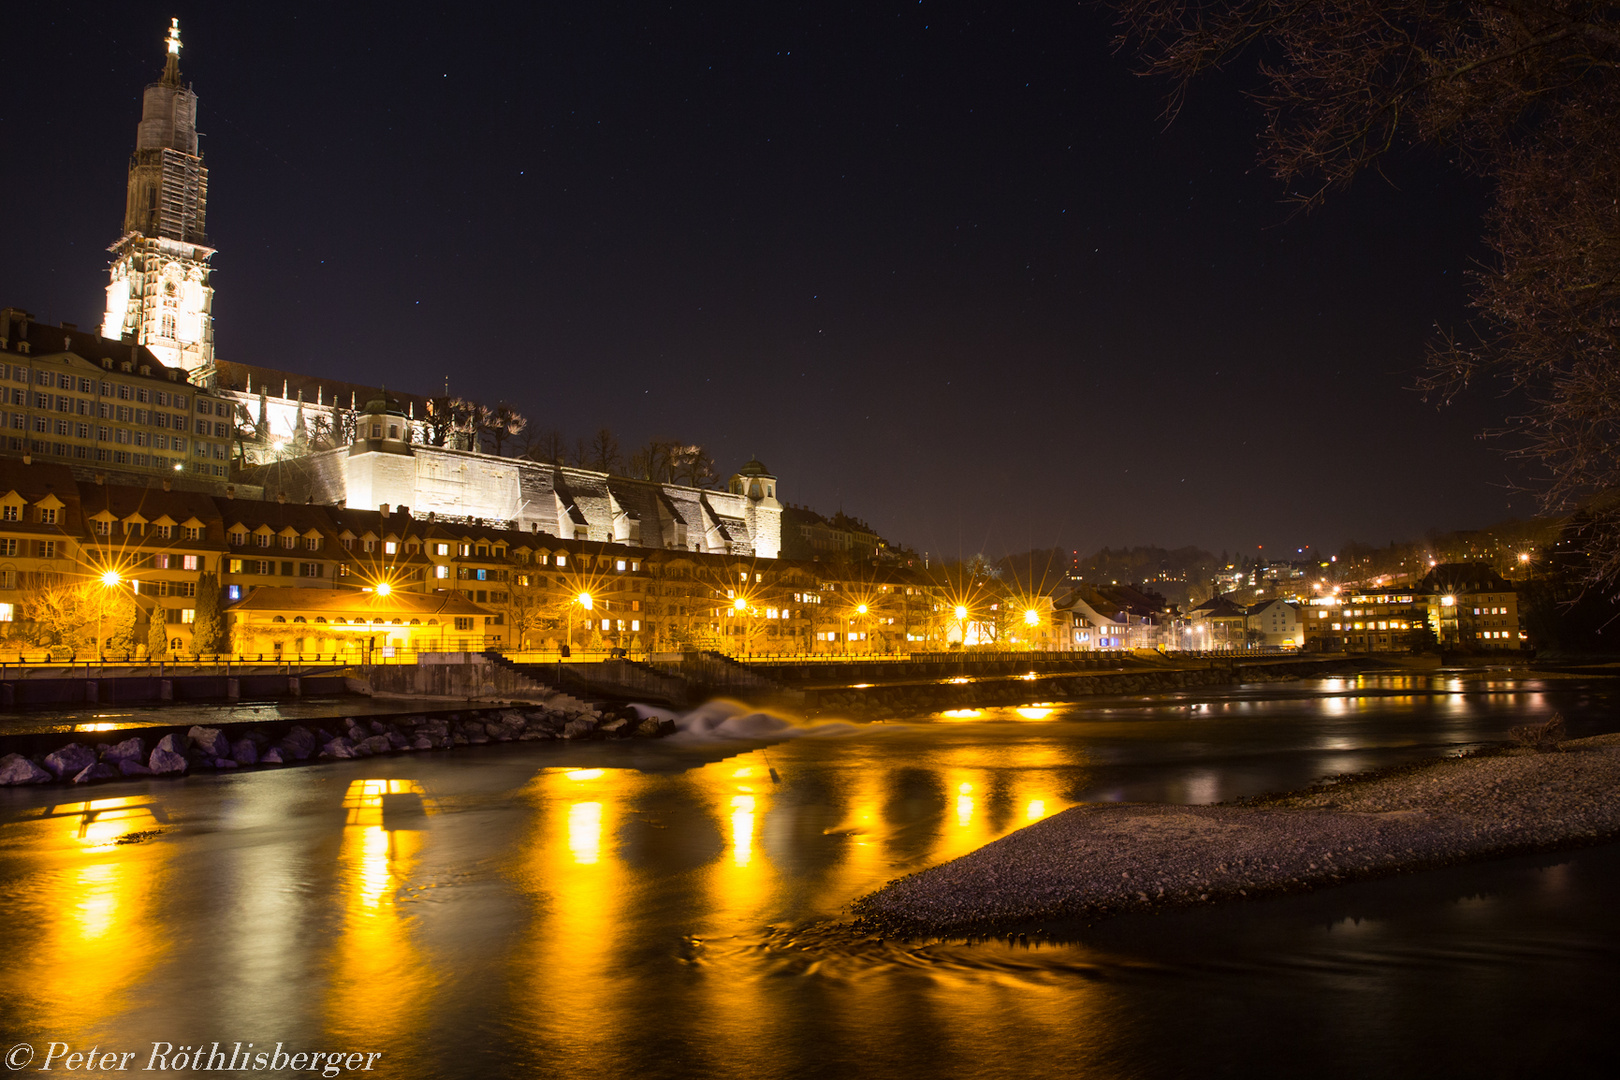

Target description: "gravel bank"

left=852, top=733, right=1620, bottom=936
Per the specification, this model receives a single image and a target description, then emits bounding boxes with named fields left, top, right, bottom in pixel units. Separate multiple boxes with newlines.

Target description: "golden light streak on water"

left=568, top=802, right=603, bottom=865
left=327, top=814, right=425, bottom=1046
left=730, top=795, right=756, bottom=867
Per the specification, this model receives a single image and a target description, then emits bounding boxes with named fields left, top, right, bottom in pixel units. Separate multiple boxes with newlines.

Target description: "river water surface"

left=2, top=674, right=1617, bottom=1079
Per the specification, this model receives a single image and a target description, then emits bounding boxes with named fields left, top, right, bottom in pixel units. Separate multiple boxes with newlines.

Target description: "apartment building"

left=0, top=310, right=236, bottom=487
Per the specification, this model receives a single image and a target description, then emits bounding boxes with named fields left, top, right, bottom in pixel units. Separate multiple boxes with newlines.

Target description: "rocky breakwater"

left=0, top=705, right=676, bottom=787
left=851, top=731, right=1620, bottom=937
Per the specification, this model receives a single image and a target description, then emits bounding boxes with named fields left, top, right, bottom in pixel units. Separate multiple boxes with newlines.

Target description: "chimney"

left=21, top=454, right=30, bottom=465
left=380, top=504, right=390, bottom=518
left=276, top=492, right=286, bottom=504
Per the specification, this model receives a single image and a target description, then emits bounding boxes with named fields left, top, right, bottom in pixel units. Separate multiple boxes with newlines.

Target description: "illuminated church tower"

left=100, top=19, right=216, bottom=375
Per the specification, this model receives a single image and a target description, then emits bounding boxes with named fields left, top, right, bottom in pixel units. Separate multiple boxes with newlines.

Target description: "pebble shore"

left=852, top=733, right=1620, bottom=936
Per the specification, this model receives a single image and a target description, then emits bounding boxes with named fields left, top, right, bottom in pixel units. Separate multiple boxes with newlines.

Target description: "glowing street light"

left=954, top=604, right=968, bottom=621
left=96, top=568, right=128, bottom=662
left=567, top=592, right=593, bottom=652
left=1023, top=608, right=1039, bottom=627
left=374, top=581, right=393, bottom=597
left=734, top=596, right=747, bottom=612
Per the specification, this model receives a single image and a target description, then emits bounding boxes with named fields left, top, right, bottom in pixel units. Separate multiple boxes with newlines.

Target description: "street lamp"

left=567, top=592, right=593, bottom=652
left=97, top=569, right=124, bottom=662
left=854, top=602, right=868, bottom=655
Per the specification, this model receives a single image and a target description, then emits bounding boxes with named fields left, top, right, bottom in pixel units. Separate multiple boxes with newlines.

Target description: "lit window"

left=384, top=541, right=398, bottom=555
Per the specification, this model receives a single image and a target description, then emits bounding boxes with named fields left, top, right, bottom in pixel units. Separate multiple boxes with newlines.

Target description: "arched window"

left=271, top=615, right=286, bottom=623
left=315, top=617, right=327, bottom=624
left=292, top=616, right=306, bottom=624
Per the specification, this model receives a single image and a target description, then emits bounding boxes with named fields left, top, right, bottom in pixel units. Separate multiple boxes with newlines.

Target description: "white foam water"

left=634, top=699, right=864, bottom=743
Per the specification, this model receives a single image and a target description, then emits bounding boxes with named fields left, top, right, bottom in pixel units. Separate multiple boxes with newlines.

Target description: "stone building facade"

left=255, top=398, right=784, bottom=559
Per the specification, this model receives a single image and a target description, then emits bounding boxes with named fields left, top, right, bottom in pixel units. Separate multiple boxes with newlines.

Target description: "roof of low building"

left=227, top=586, right=489, bottom=617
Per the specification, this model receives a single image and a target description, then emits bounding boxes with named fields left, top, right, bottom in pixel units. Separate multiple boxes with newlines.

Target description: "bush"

left=1509, top=712, right=1567, bottom=752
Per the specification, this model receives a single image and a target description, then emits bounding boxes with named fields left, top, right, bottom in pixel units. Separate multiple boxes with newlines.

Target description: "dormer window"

left=229, top=531, right=246, bottom=546
left=279, top=535, right=296, bottom=549
left=342, top=537, right=354, bottom=550
left=384, top=541, right=398, bottom=555
left=126, top=522, right=143, bottom=536
left=2, top=506, right=17, bottom=522
left=305, top=537, right=321, bottom=551
left=39, top=508, right=58, bottom=525
left=254, top=533, right=271, bottom=548
left=371, top=424, right=382, bottom=438
left=183, top=526, right=202, bottom=541
left=364, top=539, right=376, bottom=552
left=95, top=519, right=112, bottom=536
left=155, top=524, right=172, bottom=539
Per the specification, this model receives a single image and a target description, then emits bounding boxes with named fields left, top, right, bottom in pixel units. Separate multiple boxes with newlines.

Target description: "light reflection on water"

left=0, top=676, right=1617, bottom=1078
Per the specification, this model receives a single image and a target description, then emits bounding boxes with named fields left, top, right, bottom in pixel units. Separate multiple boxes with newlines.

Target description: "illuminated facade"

left=261, top=397, right=784, bottom=559
left=0, top=310, right=236, bottom=484
left=100, top=20, right=216, bottom=376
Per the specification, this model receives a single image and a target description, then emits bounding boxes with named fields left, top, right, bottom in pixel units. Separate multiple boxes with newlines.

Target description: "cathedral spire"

left=161, top=18, right=183, bottom=87
left=101, top=17, right=216, bottom=376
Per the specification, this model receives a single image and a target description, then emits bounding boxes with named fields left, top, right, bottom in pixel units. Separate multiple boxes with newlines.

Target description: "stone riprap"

left=0, top=704, right=674, bottom=787
left=852, top=733, right=1620, bottom=936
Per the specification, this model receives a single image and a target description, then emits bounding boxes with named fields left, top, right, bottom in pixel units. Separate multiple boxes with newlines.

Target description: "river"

left=1, top=673, right=1616, bottom=1078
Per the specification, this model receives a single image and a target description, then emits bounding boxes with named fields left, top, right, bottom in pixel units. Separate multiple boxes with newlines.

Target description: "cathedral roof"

left=213, top=360, right=434, bottom=417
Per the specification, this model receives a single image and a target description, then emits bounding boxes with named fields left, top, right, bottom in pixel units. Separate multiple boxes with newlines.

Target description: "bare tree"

left=482, top=402, right=528, bottom=457
left=674, top=446, right=715, bottom=488
left=1112, top=0, right=1620, bottom=589
left=520, top=427, right=569, bottom=465
left=586, top=427, right=622, bottom=474
left=424, top=396, right=457, bottom=447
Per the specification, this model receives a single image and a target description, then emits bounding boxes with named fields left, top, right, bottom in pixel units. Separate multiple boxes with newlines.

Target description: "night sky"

left=1, top=2, right=1529, bottom=562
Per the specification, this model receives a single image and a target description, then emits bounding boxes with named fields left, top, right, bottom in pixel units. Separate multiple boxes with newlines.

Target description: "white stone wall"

left=285, top=443, right=782, bottom=556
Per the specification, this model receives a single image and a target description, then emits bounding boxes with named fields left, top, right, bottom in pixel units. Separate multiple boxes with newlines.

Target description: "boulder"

left=187, top=726, right=231, bottom=759
left=117, top=759, right=153, bottom=777
left=411, top=736, right=435, bottom=751
left=213, top=758, right=238, bottom=769
left=230, top=739, right=259, bottom=766
left=102, top=737, right=147, bottom=764
left=148, top=744, right=188, bottom=775
left=43, top=743, right=97, bottom=779
left=319, top=739, right=356, bottom=760
left=0, top=753, right=52, bottom=785
left=562, top=719, right=597, bottom=739
left=634, top=718, right=664, bottom=738
left=261, top=747, right=285, bottom=765
left=361, top=735, right=392, bottom=755
left=72, top=762, right=122, bottom=784
left=283, top=726, right=317, bottom=756
left=600, top=718, right=628, bottom=735
left=385, top=730, right=408, bottom=750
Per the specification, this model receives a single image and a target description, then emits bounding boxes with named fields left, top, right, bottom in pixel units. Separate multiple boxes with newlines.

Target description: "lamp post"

left=97, top=569, right=124, bottom=665
left=1024, top=607, right=1040, bottom=652
left=567, top=592, right=593, bottom=652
